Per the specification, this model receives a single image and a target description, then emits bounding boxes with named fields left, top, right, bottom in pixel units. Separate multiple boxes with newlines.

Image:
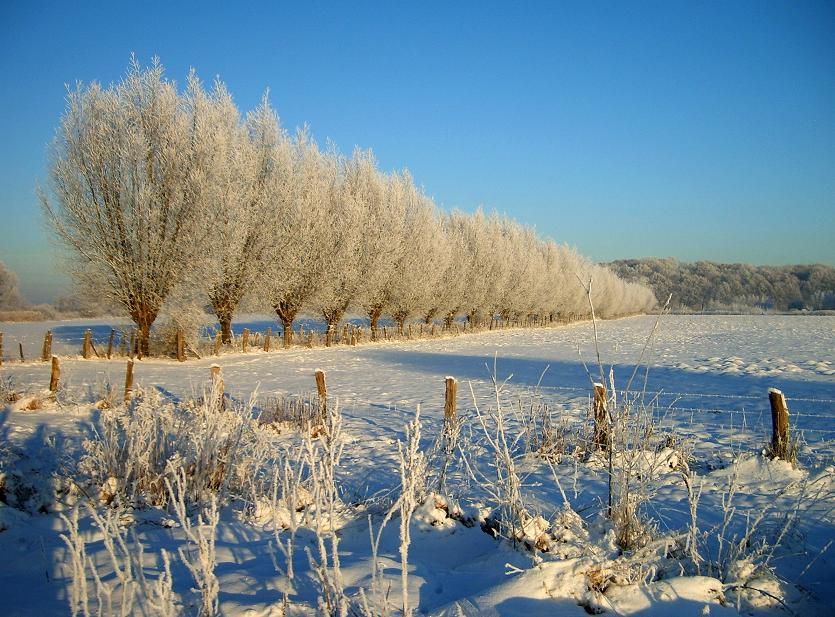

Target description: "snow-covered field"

left=0, top=314, right=833, bottom=616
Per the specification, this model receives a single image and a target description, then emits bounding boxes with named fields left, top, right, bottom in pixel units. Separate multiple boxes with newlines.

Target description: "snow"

left=0, top=314, right=833, bottom=615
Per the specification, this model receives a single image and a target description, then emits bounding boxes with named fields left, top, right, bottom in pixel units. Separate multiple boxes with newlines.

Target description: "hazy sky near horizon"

left=1, top=1, right=834, bottom=303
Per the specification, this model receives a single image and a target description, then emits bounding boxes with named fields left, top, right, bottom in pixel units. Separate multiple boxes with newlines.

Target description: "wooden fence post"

left=315, top=368, right=327, bottom=415
left=241, top=328, right=250, bottom=353
left=264, top=327, right=272, bottom=352
left=19, top=342, right=24, bottom=362
left=769, top=388, right=791, bottom=460
left=82, top=329, right=93, bottom=359
left=593, top=383, right=609, bottom=450
left=0, top=332, right=3, bottom=366
left=42, top=330, right=53, bottom=362
left=106, top=329, right=115, bottom=359
left=124, top=359, right=134, bottom=403
left=175, top=329, right=186, bottom=362
left=49, top=355, right=60, bottom=392
left=210, top=364, right=224, bottom=406
left=444, top=376, right=458, bottom=424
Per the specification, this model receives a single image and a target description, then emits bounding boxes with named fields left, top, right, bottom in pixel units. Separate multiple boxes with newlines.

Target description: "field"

left=0, top=314, right=833, bottom=616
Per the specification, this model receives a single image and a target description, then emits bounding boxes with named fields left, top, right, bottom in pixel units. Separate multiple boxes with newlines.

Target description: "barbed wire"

left=535, top=384, right=835, bottom=404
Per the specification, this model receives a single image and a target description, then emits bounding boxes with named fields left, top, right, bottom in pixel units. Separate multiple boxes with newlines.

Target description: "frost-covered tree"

left=314, top=148, right=374, bottom=338
left=189, top=81, right=283, bottom=343
left=261, top=128, right=331, bottom=345
left=0, top=262, right=25, bottom=310
left=41, top=58, right=204, bottom=355
left=386, top=176, right=448, bottom=331
left=456, top=209, right=495, bottom=326
left=355, top=162, right=405, bottom=339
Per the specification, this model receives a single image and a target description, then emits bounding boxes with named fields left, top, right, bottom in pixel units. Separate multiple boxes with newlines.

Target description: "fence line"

left=536, top=384, right=835, bottom=405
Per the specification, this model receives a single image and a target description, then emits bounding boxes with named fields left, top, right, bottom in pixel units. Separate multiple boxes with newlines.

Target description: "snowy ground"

left=0, top=314, right=833, bottom=615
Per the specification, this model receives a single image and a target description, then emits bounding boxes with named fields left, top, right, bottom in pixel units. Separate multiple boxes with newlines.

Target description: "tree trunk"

left=214, top=303, right=234, bottom=345
left=282, top=318, right=293, bottom=347
left=219, top=315, right=233, bottom=345
left=369, top=307, right=383, bottom=341
left=467, top=310, right=478, bottom=329
left=274, top=302, right=298, bottom=348
left=322, top=304, right=347, bottom=346
left=423, top=308, right=438, bottom=325
left=128, top=304, right=158, bottom=359
left=444, top=312, right=455, bottom=330
left=137, top=321, right=151, bottom=358
left=393, top=310, right=408, bottom=336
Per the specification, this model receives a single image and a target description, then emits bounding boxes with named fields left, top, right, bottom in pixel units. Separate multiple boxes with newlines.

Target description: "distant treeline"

left=606, top=258, right=835, bottom=312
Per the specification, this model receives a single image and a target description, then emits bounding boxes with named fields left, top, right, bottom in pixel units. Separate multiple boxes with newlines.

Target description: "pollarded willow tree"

left=41, top=58, right=207, bottom=355
left=386, top=175, right=449, bottom=332
left=189, top=82, right=285, bottom=344
left=261, top=128, right=332, bottom=346
left=315, top=148, right=378, bottom=341
left=357, top=166, right=410, bottom=340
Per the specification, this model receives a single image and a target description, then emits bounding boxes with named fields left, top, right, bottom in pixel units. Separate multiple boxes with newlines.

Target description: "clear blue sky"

left=1, top=1, right=833, bottom=303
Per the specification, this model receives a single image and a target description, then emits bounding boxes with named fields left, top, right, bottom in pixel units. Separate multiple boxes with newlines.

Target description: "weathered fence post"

left=41, top=330, right=53, bottom=361
left=769, top=388, right=791, bottom=460
left=444, top=376, right=458, bottom=424
left=176, top=329, right=186, bottom=362
left=593, top=383, right=609, bottom=450
left=82, top=329, right=93, bottom=359
left=106, top=329, right=115, bottom=359
left=241, top=328, right=250, bottom=353
left=19, top=342, right=24, bottom=362
left=49, top=355, right=60, bottom=392
left=210, top=364, right=224, bottom=406
left=315, top=368, right=327, bottom=416
left=264, top=327, right=272, bottom=352
left=124, top=359, right=134, bottom=403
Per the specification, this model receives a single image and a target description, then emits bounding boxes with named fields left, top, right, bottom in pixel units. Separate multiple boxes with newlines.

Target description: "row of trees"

left=41, top=59, right=656, bottom=354
left=608, top=258, right=835, bottom=312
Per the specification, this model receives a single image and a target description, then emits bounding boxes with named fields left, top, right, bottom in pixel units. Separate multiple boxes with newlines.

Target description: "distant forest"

left=606, top=258, right=835, bottom=312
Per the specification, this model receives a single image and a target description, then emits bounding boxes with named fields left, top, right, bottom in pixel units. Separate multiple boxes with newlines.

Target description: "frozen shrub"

left=258, top=393, right=323, bottom=435
left=79, top=387, right=278, bottom=508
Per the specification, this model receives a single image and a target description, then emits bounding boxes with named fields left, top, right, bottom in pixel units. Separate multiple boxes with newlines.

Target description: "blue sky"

left=1, top=1, right=833, bottom=303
